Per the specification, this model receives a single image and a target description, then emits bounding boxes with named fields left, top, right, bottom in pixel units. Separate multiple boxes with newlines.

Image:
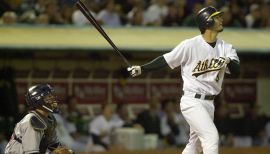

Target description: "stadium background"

left=0, top=0, right=270, bottom=154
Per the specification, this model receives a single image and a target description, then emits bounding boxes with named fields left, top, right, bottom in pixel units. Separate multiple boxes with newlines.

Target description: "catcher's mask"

left=25, top=84, right=59, bottom=113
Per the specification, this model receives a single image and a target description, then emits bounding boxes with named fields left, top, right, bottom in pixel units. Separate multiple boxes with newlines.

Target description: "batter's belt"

left=182, top=91, right=216, bottom=100
left=194, top=93, right=215, bottom=100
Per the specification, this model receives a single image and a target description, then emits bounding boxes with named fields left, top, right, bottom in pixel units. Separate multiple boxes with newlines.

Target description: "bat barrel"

left=76, top=0, right=131, bottom=67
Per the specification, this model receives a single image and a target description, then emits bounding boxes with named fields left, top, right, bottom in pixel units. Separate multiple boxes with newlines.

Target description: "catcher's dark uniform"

left=5, top=84, right=72, bottom=154
left=5, top=111, right=60, bottom=154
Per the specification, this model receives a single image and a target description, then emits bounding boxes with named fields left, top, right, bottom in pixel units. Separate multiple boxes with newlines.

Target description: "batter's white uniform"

left=163, top=35, right=239, bottom=154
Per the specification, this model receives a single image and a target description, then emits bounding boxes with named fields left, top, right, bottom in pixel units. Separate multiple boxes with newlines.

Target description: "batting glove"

left=127, top=66, right=141, bottom=77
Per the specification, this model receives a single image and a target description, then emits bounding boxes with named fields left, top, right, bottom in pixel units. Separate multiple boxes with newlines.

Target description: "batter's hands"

left=127, top=66, right=141, bottom=77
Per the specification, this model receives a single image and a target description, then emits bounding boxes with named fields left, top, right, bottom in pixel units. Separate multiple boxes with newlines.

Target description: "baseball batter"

left=5, top=84, right=73, bottom=154
left=127, top=6, right=240, bottom=154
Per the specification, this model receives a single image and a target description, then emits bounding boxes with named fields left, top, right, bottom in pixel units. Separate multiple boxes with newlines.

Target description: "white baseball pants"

left=180, top=94, right=219, bottom=154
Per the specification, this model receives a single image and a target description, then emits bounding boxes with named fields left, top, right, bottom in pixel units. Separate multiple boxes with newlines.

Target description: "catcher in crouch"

left=5, top=84, right=73, bottom=154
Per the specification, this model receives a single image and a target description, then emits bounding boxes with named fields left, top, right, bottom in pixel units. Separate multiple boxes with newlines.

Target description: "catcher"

left=5, top=84, right=73, bottom=154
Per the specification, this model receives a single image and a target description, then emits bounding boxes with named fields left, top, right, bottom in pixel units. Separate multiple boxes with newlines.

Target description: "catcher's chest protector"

left=30, top=112, right=58, bottom=154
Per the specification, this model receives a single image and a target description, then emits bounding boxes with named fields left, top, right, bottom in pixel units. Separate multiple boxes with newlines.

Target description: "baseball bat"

left=76, top=0, right=131, bottom=67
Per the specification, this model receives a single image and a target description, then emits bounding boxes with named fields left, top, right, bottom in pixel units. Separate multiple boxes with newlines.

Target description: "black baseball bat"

left=76, top=0, right=131, bottom=67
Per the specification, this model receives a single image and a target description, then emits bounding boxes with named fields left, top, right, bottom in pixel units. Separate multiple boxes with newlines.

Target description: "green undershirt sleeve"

left=141, top=56, right=169, bottom=73
left=227, top=59, right=240, bottom=77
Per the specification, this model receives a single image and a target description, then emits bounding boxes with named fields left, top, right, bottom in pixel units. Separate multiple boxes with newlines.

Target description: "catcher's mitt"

left=52, top=147, right=74, bottom=154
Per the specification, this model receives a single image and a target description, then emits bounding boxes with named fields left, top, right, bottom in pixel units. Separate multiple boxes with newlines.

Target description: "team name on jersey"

left=192, top=57, right=226, bottom=77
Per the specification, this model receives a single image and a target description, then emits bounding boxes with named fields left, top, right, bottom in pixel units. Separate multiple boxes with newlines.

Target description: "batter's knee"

left=203, top=130, right=219, bottom=151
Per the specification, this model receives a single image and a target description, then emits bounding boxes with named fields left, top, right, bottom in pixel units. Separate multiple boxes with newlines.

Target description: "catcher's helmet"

left=196, top=6, right=223, bottom=33
left=25, top=84, right=59, bottom=113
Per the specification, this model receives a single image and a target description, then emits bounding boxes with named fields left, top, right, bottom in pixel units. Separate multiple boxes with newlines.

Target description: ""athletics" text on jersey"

left=192, top=57, right=226, bottom=77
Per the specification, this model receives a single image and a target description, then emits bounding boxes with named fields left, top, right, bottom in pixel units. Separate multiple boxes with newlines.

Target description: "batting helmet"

left=25, top=84, right=59, bottom=113
left=196, top=6, right=223, bottom=33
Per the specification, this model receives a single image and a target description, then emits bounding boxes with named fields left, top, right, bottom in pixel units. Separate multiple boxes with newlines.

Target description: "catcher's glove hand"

left=52, top=147, right=74, bottom=154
